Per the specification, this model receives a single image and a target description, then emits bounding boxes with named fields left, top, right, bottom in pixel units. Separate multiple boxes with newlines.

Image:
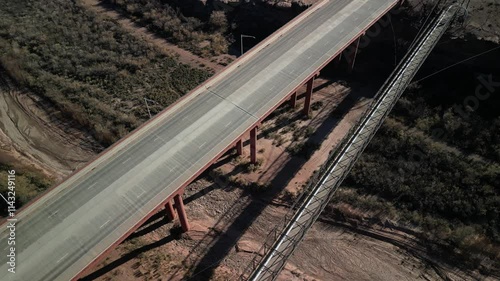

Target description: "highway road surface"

left=0, top=0, right=397, bottom=280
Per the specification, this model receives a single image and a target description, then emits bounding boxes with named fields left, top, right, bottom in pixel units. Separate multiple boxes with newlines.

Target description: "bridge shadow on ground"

left=80, top=76, right=376, bottom=281
left=126, top=212, right=169, bottom=241
left=179, top=157, right=301, bottom=280
left=310, top=82, right=374, bottom=144
left=80, top=214, right=181, bottom=280
left=182, top=79, right=373, bottom=280
left=231, top=79, right=340, bottom=146
left=166, top=78, right=339, bottom=207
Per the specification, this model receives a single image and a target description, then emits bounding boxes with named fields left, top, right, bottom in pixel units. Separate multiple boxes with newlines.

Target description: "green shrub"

left=106, top=0, right=229, bottom=56
left=0, top=164, right=53, bottom=216
left=343, top=118, right=500, bottom=263
left=0, top=0, right=210, bottom=146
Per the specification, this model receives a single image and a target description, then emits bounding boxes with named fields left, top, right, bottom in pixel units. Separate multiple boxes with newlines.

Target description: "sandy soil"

left=0, top=76, right=99, bottom=182
left=282, top=219, right=498, bottom=281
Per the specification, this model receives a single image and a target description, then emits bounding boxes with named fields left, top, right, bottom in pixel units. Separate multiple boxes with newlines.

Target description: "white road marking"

left=48, top=210, right=59, bottom=218
left=100, top=219, right=111, bottom=229
left=199, top=141, right=207, bottom=148
left=56, top=253, right=69, bottom=264
left=136, top=189, right=146, bottom=198
left=225, top=121, right=232, bottom=128
left=122, top=157, right=132, bottom=164
left=87, top=182, right=97, bottom=190
left=153, top=134, right=167, bottom=143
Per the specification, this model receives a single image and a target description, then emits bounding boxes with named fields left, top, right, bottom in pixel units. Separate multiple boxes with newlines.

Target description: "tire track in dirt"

left=0, top=75, right=99, bottom=182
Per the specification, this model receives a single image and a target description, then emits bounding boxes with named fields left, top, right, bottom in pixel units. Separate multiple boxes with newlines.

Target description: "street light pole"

left=240, top=34, right=256, bottom=56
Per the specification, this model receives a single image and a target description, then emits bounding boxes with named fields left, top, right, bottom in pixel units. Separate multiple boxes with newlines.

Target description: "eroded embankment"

left=0, top=75, right=99, bottom=182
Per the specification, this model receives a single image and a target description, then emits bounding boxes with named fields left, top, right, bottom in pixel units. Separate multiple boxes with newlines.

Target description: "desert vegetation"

left=0, top=163, right=53, bottom=216
left=0, top=0, right=210, bottom=146
left=102, top=0, right=306, bottom=58
left=104, top=0, right=230, bottom=57
left=332, top=68, right=500, bottom=271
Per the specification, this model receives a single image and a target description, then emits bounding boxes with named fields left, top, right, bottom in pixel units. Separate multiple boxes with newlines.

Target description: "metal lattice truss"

left=242, top=3, right=464, bottom=281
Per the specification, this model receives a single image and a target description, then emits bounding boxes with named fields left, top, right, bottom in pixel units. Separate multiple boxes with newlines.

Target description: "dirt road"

left=0, top=77, right=98, bottom=182
left=80, top=0, right=229, bottom=72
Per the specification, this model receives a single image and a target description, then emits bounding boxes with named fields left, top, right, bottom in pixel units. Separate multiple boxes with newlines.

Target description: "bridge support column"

left=174, top=194, right=190, bottom=232
left=164, top=201, right=175, bottom=221
left=250, top=127, right=258, bottom=164
left=303, top=77, right=314, bottom=116
left=345, top=37, right=361, bottom=73
left=236, top=139, right=243, bottom=155
left=289, top=92, right=297, bottom=108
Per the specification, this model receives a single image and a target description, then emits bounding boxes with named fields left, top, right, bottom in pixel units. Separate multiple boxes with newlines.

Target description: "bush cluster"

left=344, top=118, right=500, bottom=264
left=334, top=64, right=500, bottom=265
left=105, top=0, right=230, bottom=56
left=0, top=163, right=53, bottom=217
left=393, top=72, right=500, bottom=163
left=0, top=0, right=210, bottom=146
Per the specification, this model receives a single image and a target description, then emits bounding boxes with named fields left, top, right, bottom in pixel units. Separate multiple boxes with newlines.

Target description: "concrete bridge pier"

left=250, top=126, right=258, bottom=164
left=303, top=72, right=319, bottom=116
left=233, top=127, right=258, bottom=163
left=290, top=91, right=297, bottom=108
left=236, top=139, right=243, bottom=155
left=303, top=77, right=314, bottom=116
left=164, top=201, right=176, bottom=221
left=163, top=194, right=189, bottom=232
left=174, top=193, right=190, bottom=232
